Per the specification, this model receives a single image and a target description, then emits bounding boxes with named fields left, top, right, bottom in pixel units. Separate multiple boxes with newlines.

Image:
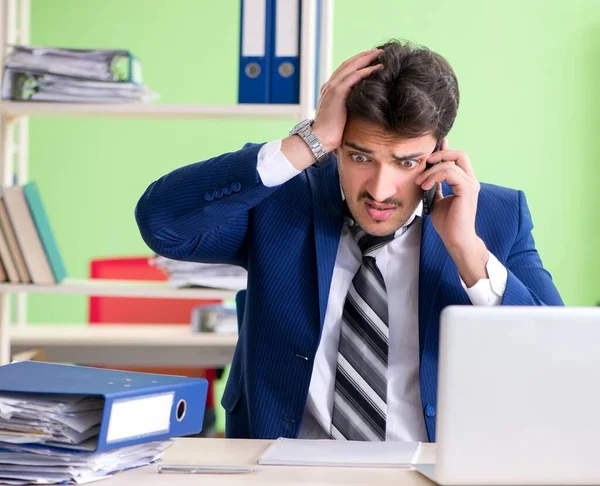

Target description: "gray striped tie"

left=330, top=219, right=410, bottom=441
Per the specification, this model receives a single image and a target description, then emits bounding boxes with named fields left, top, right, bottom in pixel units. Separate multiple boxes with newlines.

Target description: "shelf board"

left=0, top=101, right=303, bottom=121
left=10, top=324, right=238, bottom=367
left=0, top=278, right=238, bottom=299
left=10, top=324, right=237, bottom=346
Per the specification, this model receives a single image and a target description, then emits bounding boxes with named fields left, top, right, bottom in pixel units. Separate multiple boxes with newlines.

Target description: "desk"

left=10, top=325, right=238, bottom=367
left=106, top=438, right=436, bottom=485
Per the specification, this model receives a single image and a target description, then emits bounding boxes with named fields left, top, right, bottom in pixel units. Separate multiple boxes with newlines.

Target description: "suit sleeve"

left=134, top=142, right=280, bottom=267
left=501, top=190, right=564, bottom=306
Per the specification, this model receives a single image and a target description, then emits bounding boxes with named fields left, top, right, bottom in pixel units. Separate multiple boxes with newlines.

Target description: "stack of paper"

left=0, top=440, right=171, bottom=485
left=190, top=304, right=239, bottom=334
left=1, top=45, right=158, bottom=103
left=0, top=392, right=170, bottom=484
left=0, top=393, right=103, bottom=450
left=150, top=255, right=247, bottom=291
left=258, top=438, right=422, bottom=468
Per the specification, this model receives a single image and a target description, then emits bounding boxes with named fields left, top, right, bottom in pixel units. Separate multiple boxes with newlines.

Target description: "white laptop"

left=414, top=305, right=600, bottom=485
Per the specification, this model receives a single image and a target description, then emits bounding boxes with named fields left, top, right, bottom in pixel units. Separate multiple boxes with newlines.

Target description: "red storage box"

left=88, top=256, right=221, bottom=409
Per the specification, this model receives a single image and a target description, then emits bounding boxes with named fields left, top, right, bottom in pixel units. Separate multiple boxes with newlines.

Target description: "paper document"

left=0, top=394, right=103, bottom=449
left=257, top=438, right=421, bottom=467
left=1, top=45, right=158, bottom=103
left=5, top=46, right=143, bottom=83
left=150, top=256, right=247, bottom=290
left=0, top=440, right=171, bottom=485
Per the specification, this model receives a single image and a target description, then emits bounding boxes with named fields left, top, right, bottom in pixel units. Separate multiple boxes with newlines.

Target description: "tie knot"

left=343, top=201, right=395, bottom=256
left=350, top=225, right=395, bottom=257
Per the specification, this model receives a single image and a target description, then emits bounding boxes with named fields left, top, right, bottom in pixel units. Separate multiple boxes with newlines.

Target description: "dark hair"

left=346, top=39, right=459, bottom=141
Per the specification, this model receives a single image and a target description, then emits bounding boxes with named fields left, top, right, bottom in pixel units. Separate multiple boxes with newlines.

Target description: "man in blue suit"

left=135, top=40, right=563, bottom=442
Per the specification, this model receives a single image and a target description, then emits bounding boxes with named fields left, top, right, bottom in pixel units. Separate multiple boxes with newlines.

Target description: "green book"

left=22, top=182, right=67, bottom=283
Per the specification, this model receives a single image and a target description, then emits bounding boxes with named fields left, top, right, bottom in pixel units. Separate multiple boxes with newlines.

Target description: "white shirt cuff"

left=257, top=139, right=301, bottom=187
left=461, top=252, right=508, bottom=306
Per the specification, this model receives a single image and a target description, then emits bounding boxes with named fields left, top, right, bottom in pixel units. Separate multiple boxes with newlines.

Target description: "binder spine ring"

left=278, top=62, right=295, bottom=78
left=245, top=62, right=262, bottom=79
left=176, top=398, right=187, bottom=422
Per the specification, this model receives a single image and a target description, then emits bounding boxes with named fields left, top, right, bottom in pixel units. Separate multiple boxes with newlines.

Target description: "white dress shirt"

left=256, top=140, right=508, bottom=441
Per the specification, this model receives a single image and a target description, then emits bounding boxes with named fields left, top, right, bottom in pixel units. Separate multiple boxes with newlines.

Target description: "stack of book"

left=1, top=46, right=158, bottom=103
left=0, top=182, right=66, bottom=285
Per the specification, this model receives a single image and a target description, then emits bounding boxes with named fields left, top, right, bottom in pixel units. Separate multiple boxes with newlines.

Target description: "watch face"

left=291, top=119, right=312, bottom=135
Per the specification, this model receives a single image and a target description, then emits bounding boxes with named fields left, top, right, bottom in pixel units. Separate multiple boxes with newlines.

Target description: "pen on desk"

left=157, top=464, right=256, bottom=474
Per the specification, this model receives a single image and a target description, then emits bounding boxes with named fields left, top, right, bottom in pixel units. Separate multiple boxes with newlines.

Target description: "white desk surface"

left=107, top=438, right=436, bottom=486
left=10, top=325, right=238, bottom=367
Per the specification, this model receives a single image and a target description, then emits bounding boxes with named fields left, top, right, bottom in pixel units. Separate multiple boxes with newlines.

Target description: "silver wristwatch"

left=289, top=119, right=329, bottom=163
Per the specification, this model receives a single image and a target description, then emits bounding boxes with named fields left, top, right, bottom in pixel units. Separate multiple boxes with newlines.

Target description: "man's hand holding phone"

left=415, top=140, right=490, bottom=287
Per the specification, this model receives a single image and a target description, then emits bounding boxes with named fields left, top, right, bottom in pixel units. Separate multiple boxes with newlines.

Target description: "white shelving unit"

left=0, top=101, right=305, bottom=121
left=0, top=0, right=334, bottom=365
left=0, top=279, right=238, bottom=299
left=10, top=325, right=238, bottom=367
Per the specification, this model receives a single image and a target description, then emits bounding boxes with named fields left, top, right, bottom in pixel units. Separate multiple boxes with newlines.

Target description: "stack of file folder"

left=238, top=0, right=302, bottom=104
left=1, top=46, right=158, bottom=103
left=0, top=361, right=208, bottom=484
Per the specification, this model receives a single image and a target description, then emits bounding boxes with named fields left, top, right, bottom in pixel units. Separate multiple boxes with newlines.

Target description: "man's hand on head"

left=311, top=49, right=383, bottom=153
left=282, top=48, right=383, bottom=172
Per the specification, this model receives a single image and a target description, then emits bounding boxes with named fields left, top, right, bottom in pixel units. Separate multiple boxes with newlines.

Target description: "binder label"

left=106, top=392, right=174, bottom=443
left=242, top=0, right=267, bottom=57
left=275, top=0, right=300, bottom=57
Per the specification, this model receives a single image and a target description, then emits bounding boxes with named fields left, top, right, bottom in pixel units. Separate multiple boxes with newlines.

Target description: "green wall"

left=28, top=0, right=598, bottom=319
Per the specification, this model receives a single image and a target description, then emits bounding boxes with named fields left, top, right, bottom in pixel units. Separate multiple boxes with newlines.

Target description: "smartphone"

left=422, top=140, right=442, bottom=215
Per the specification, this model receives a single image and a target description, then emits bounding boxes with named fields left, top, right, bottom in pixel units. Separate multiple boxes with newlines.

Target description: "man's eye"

left=399, top=160, right=418, bottom=169
left=350, top=153, right=370, bottom=164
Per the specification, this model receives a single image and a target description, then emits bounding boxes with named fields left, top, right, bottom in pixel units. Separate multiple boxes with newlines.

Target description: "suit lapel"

left=418, top=214, right=451, bottom=359
left=307, top=159, right=344, bottom=327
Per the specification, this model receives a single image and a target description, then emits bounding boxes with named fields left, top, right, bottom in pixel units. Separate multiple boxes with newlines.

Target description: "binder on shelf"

left=1, top=46, right=158, bottom=103
left=23, top=182, right=67, bottom=283
left=270, top=0, right=301, bottom=104
left=5, top=45, right=144, bottom=83
left=238, top=0, right=273, bottom=103
left=0, top=361, right=208, bottom=452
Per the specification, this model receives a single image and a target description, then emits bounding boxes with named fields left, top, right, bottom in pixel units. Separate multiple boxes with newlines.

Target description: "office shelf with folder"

left=0, top=0, right=334, bottom=366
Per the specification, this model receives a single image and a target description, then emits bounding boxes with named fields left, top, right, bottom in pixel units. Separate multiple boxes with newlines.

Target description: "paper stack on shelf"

left=190, top=302, right=238, bottom=334
left=150, top=255, right=247, bottom=291
left=1, top=45, right=158, bottom=103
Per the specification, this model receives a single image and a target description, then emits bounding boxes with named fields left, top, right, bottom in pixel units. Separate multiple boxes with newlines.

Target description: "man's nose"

left=365, top=166, right=397, bottom=202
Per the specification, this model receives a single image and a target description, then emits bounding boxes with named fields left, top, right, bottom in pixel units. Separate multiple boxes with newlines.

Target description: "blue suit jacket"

left=135, top=143, right=563, bottom=442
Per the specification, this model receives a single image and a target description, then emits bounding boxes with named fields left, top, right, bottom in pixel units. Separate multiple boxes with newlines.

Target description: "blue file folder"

left=238, top=0, right=273, bottom=103
left=270, top=0, right=301, bottom=104
left=0, top=361, right=208, bottom=452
